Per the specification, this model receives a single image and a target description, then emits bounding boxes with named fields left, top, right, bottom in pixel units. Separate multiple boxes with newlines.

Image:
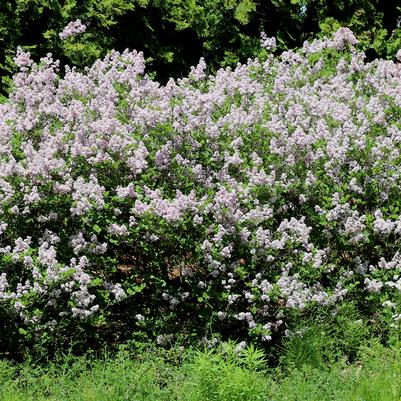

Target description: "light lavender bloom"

left=331, top=27, right=358, bottom=50
left=59, top=19, right=86, bottom=40
left=260, top=32, right=277, bottom=51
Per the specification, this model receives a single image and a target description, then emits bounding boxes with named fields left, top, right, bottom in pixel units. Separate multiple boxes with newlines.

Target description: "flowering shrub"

left=1, top=28, right=401, bottom=354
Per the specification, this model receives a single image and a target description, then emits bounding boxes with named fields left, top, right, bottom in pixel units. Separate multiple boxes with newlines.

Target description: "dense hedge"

left=1, top=1, right=401, bottom=97
left=1, top=28, right=401, bottom=357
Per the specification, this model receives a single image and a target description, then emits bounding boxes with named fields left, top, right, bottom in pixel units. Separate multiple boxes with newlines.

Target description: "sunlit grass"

left=1, top=341, right=400, bottom=401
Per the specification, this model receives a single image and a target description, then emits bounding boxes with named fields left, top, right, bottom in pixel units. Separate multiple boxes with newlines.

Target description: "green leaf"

left=127, top=283, right=146, bottom=296
left=91, top=277, right=103, bottom=286
left=93, top=224, right=102, bottom=234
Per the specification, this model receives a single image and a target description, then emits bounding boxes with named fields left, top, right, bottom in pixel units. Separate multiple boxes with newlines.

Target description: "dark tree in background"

left=1, top=0, right=401, bottom=97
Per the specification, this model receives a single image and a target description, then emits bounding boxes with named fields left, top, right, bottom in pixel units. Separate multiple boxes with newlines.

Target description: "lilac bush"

left=1, top=28, right=401, bottom=353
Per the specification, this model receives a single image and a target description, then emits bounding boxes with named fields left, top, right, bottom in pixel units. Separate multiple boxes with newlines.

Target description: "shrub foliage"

left=1, top=28, right=401, bottom=356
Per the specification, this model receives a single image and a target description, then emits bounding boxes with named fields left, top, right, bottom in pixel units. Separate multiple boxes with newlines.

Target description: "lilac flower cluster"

left=1, top=28, right=401, bottom=348
left=59, top=19, right=86, bottom=40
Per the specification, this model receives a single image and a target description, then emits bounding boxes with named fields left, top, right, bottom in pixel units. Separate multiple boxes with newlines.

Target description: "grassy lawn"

left=1, top=342, right=400, bottom=401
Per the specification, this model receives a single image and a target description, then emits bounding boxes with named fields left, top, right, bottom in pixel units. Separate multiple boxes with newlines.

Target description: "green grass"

left=0, top=342, right=400, bottom=401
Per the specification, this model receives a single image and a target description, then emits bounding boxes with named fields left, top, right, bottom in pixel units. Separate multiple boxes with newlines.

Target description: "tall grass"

left=1, top=341, right=400, bottom=401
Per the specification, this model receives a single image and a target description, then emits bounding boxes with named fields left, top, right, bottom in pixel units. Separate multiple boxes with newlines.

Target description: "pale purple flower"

left=59, top=19, right=86, bottom=40
left=331, top=27, right=358, bottom=50
left=260, top=32, right=277, bottom=51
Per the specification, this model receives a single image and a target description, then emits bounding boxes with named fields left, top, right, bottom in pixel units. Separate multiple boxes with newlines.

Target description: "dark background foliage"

left=1, top=0, right=401, bottom=98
